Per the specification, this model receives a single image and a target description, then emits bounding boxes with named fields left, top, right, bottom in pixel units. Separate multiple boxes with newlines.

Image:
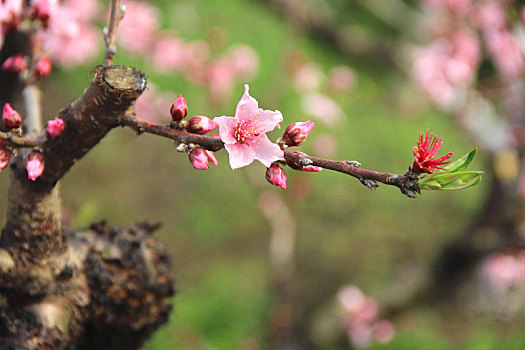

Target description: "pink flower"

left=46, top=118, right=65, bottom=139
left=35, top=56, right=52, bottom=79
left=3, top=102, right=21, bottom=129
left=27, top=151, right=44, bottom=181
left=328, top=65, right=356, bottom=92
left=282, top=120, right=315, bottom=147
left=188, top=147, right=217, bottom=170
left=187, top=116, right=218, bottom=134
left=412, top=130, right=454, bottom=174
left=37, top=0, right=101, bottom=67
left=214, top=85, right=284, bottom=169
left=170, top=95, right=188, bottom=121
left=265, top=163, right=287, bottom=189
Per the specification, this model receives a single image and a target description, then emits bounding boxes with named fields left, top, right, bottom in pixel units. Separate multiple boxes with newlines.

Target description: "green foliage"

left=419, top=149, right=483, bottom=191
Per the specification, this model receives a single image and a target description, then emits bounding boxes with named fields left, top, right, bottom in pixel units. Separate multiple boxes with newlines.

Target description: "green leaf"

left=437, top=148, right=477, bottom=174
left=419, top=171, right=483, bottom=191
left=418, top=180, right=442, bottom=190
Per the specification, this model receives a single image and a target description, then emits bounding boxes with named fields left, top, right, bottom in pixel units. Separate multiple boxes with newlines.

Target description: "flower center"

left=232, top=120, right=260, bottom=145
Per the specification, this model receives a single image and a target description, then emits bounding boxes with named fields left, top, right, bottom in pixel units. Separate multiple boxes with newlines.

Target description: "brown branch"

left=122, top=115, right=419, bottom=197
left=0, top=130, right=44, bottom=147
left=104, top=0, right=124, bottom=65
left=284, top=151, right=419, bottom=197
left=121, top=115, right=224, bottom=152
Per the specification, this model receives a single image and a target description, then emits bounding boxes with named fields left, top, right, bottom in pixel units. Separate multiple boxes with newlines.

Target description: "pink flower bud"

left=3, top=103, right=22, bottom=130
left=46, top=118, right=65, bottom=139
left=265, top=163, right=287, bottom=189
left=0, top=147, right=12, bottom=170
left=188, top=147, right=218, bottom=170
left=206, top=150, right=218, bottom=166
left=170, top=95, right=188, bottom=121
left=282, top=120, right=315, bottom=147
left=27, top=151, right=44, bottom=181
left=301, top=165, right=322, bottom=172
left=2, top=55, right=27, bottom=73
left=35, top=56, right=52, bottom=79
left=187, top=116, right=218, bottom=134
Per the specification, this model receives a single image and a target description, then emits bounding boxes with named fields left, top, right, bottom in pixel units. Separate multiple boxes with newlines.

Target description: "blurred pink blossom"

left=38, top=0, right=101, bottom=66
left=481, top=252, right=525, bottom=291
left=423, top=0, right=472, bottom=17
left=337, top=285, right=395, bottom=348
left=151, top=34, right=187, bottom=72
left=312, top=134, right=337, bottom=158
left=374, top=320, right=396, bottom=344
left=228, top=45, right=259, bottom=79
left=258, top=190, right=284, bottom=216
left=293, top=62, right=324, bottom=92
left=484, top=28, right=524, bottom=78
left=412, top=32, right=480, bottom=109
left=474, top=1, right=507, bottom=31
left=134, top=84, right=175, bottom=123
left=119, top=0, right=159, bottom=54
left=328, top=65, right=357, bottom=92
left=301, top=92, right=344, bottom=126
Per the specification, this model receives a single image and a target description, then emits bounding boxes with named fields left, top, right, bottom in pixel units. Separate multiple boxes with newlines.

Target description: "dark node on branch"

left=397, top=170, right=420, bottom=198
left=345, top=160, right=361, bottom=167
left=361, top=178, right=379, bottom=191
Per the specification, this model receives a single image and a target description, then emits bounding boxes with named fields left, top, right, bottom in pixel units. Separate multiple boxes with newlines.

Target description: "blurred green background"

left=2, top=0, right=524, bottom=349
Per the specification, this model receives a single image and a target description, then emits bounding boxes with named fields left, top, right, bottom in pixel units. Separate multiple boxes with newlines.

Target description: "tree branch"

left=104, top=0, right=124, bottom=65
left=121, top=115, right=419, bottom=197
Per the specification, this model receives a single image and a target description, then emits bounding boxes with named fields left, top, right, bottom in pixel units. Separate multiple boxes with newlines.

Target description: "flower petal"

left=235, top=84, right=258, bottom=122
left=225, top=142, right=256, bottom=169
left=213, top=116, right=237, bottom=144
left=251, top=134, right=285, bottom=168
left=258, top=108, right=283, bottom=132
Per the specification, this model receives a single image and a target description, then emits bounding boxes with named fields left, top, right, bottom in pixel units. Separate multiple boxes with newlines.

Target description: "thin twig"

left=104, top=0, right=124, bottom=65
left=0, top=130, right=44, bottom=147
left=121, top=115, right=419, bottom=197
left=121, top=115, right=224, bottom=151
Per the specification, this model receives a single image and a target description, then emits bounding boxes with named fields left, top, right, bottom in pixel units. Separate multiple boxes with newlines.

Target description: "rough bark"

left=0, top=65, right=175, bottom=349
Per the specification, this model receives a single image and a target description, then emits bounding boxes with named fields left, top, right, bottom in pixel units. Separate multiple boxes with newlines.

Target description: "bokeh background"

left=2, top=0, right=525, bottom=349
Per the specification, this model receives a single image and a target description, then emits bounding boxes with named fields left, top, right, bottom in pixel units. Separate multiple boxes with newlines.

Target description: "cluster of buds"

left=1, top=54, right=52, bottom=80
left=170, top=95, right=218, bottom=133
left=264, top=120, right=319, bottom=189
left=337, top=285, right=396, bottom=348
left=171, top=95, right=219, bottom=169
left=1, top=55, right=27, bottom=74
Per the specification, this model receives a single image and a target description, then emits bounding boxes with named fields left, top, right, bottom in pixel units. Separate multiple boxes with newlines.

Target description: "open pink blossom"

left=27, top=151, right=44, bottom=181
left=214, top=85, right=284, bottom=169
